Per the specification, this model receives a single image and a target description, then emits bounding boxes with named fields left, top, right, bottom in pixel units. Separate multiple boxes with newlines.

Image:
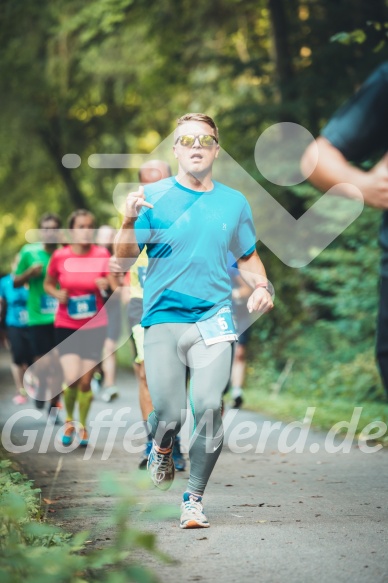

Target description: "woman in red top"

left=44, top=210, right=117, bottom=446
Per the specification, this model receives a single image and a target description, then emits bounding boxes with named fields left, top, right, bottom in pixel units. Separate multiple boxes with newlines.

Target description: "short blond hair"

left=176, top=113, right=219, bottom=141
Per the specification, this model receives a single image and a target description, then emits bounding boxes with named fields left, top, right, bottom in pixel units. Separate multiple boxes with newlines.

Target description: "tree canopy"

left=1, top=0, right=388, bottom=405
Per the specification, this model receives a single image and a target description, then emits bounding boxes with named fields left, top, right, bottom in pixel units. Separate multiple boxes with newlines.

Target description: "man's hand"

left=29, top=263, right=43, bottom=278
left=360, top=153, right=388, bottom=209
left=124, top=185, right=154, bottom=223
left=247, top=288, right=274, bottom=314
left=109, top=255, right=124, bottom=274
left=95, top=277, right=109, bottom=292
left=56, top=290, right=68, bottom=304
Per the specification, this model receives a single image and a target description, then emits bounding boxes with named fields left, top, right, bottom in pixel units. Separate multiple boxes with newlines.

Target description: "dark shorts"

left=55, top=326, right=107, bottom=361
left=234, top=305, right=252, bottom=346
left=237, top=327, right=251, bottom=346
left=126, top=298, right=143, bottom=333
left=6, top=326, right=34, bottom=366
left=28, top=324, right=57, bottom=359
left=106, top=297, right=122, bottom=341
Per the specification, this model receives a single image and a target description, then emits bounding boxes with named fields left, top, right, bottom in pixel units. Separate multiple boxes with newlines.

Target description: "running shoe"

left=172, top=436, right=186, bottom=472
left=231, top=388, right=244, bottom=409
left=12, top=394, right=28, bottom=406
left=232, top=395, right=243, bottom=409
left=78, top=427, right=89, bottom=447
left=101, top=386, right=119, bottom=402
left=61, top=421, right=76, bottom=446
left=180, top=492, right=210, bottom=529
left=24, top=371, right=39, bottom=397
left=91, top=372, right=102, bottom=395
left=34, top=382, right=47, bottom=410
left=24, top=372, right=46, bottom=407
left=139, top=440, right=153, bottom=469
left=147, top=441, right=175, bottom=490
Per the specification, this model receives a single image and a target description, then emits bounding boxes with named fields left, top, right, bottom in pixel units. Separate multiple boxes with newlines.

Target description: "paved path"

left=0, top=348, right=387, bottom=583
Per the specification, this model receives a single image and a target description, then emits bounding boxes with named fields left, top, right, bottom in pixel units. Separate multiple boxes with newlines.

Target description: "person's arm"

left=44, top=273, right=68, bottom=304
left=13, top=263, right=43, bottom=288
left=301, top=137, right=388, bottom=209
left=114, top=185, right=153, bottom=268
left=237, top=251, right=274, bottom=314
left=107, top=256, right=125, bottom=291
left=120, top=272, right=132, bottom=305
left=95, top=274, right=122, bottom=295
left=107, top=273, right=123, bottom=292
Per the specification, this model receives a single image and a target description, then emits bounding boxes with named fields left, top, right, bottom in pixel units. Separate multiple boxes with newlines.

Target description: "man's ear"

left=214, top=144, right=220, bottom=159
left=173, top=145, right=178, bottom=159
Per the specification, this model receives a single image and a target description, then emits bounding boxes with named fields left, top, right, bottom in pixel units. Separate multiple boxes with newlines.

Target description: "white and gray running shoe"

left=180, top=492, right=210, bottom=529
left=147, top=441, right=175, bottom=490
left=101, top=386, right=119, bottom=402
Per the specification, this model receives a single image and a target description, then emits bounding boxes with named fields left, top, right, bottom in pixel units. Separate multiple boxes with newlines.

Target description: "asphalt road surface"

left=0, top=348, right=387, bottom=583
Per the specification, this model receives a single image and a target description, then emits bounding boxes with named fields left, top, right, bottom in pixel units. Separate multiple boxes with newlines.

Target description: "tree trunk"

left=39, top=120, right=88, bottom=210
left=267, top=0, right=295, bottom=106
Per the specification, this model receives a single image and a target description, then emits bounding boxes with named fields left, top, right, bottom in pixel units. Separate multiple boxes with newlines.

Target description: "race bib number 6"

left=197, top=306, right=238, bottom=346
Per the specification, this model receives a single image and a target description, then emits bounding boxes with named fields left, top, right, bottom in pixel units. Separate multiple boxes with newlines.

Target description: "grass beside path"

left=240, top=387, right=388, bottom=445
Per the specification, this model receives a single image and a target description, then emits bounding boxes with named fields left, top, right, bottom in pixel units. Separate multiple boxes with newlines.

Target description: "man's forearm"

left=13, top=272, right=30, bottom=287
left=237, top=252, right=268, bottom=288
left=301, top=137, right=366, bottom=198
left=114, top=221, right=141, bottom=267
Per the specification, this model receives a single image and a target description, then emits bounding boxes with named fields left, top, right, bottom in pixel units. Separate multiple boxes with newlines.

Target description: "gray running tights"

left=144, top=322, right=233, bottom=495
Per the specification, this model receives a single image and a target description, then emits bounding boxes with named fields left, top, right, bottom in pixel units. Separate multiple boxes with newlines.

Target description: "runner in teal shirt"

left=115, top=113, right=274, bottom=529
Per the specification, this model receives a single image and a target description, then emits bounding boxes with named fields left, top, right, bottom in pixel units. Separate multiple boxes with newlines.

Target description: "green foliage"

left=331, top=20, right=388, bottom=52
left=243, top=193, right=388, bottom=425
left=0, top=460, right=167, bottom=582
left=331, top=30, right=367, bottom=45
left=1, top=1, right=388, bottom=418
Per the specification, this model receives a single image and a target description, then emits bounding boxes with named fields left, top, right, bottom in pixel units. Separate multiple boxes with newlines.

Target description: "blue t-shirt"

left=135, top=177, right=256, bottom=326
left=0, top=274, right=29, bottom=328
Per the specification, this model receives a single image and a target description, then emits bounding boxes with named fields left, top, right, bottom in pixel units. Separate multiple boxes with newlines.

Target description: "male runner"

left=115, top=113, right=273, bottom=528
left=301, top=62, right=388, bottom=397
left=14, top=213, right=63, bottom=420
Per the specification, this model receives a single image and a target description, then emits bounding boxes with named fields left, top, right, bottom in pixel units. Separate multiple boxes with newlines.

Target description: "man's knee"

left=153, top=402, right=186, bottom=429
left=234, top=344, right=246, bottom=362
left=193, top=402, right=222, bottom=429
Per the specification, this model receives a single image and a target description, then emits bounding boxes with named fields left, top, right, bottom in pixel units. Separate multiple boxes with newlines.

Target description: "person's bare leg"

left=136, top=361, right=154, bottom=466
left=60, top=353, right=82, bottom=422
left=101, top=338, right=117, bottom=388
left=231, top=344, right=246, bottom=387
left=10, top=363, right=28, bottom=403
left=10, top=363, right=25, bottom=392
left=231, top=344, right=246, bottom=407
left=139, top=362, right=153, bottom=419
left=47, top=348, right=64, bottom=410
